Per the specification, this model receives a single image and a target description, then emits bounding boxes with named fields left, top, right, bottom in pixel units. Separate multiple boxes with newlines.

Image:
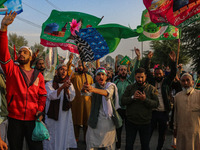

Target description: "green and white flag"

left=138, top=9, right=180, bottom=42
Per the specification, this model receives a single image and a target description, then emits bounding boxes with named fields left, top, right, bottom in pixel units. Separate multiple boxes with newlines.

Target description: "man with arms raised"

left=0, top=12, right=47, bottom=150
left=145, top=51, right=176, bottom=150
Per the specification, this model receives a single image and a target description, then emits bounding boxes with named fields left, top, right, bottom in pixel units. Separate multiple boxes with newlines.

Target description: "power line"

left=22, top=2, right=48, bottom=17
left=45, top=0, right=62, bottom=11
left=16, top=16, right=41, bottom=29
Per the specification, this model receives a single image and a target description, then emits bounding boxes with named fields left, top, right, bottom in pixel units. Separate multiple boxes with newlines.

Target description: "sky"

left=0, top=0, right=150, bottom=59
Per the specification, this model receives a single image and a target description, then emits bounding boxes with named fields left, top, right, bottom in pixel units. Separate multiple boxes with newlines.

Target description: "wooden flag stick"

left=82, top=61, right=88, bottom=84
left=176, top=39, right=181, bottom=65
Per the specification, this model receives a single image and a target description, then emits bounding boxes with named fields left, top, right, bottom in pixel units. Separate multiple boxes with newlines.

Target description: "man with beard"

left=145, top=51, right=176, bottom=150
left=82, top=67, right=120, bottom=150
left=43, top=64, right=77, bottom=150
left=35, top=58, right=45, bottom=75
left=106, top=67, right=114, bottom=82
left=71, top=60, right=94, bottom=142
left=0, top=12, right=47, bottom=150
left=114, top=48, right=140, bottom=150
left=174, top=73, right=200, bottom=150
left=122, top=67, right=159, bottom=150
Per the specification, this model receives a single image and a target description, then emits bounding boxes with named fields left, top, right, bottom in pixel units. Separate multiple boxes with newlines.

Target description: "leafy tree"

left=8, top=33, right=28, bottom=59
left=31, top=43, right=45, bottom=58
left=147, top=40, right=189, bottom=68
left=181, top=21, right=200, bottom=71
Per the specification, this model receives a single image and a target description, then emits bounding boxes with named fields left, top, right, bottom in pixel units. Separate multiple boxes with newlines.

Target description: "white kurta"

left=43, top=81, right=77, bottom=150
left=174, top=89, right=200, bottom=150
left=86, top=84, right=117, bottom=150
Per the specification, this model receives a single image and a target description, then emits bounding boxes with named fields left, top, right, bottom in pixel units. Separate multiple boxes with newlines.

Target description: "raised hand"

left=134, top=47, right=141, bottom=59
left=169, top=51, right=176, bottom=62
left=147, top=51, right=153, bottom=59
left=1, top=11, right=17, bottom=31
left=69, top=53, right=74, bottom=60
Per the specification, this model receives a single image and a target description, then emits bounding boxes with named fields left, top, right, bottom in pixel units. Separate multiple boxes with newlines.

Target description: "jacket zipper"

left=8, top=95, right=14, bottom=106
left=24, top=87, right=28, bottom=120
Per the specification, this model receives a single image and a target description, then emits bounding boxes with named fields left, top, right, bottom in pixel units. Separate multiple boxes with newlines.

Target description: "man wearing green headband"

left=82, top=67, right=121, bottom=150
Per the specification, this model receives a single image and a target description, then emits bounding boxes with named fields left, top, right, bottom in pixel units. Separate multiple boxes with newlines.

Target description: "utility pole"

left=130, top=49, right=134, bottom=59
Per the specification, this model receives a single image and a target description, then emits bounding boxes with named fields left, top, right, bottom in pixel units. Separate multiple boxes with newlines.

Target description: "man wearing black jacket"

left=144, top=51, right=176, bottom=150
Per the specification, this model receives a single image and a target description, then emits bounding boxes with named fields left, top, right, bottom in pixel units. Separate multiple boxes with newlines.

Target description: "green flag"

left=120, top=56, right=130, bottom=65
left=138, top=9, right=180, bottom=42
left=96, top=24, right=139, bottom=53
left=40, top=10, right=102, bottom=53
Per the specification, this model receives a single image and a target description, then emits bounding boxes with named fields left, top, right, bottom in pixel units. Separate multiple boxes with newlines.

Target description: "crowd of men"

left=1, top=11, right=200, bottom=150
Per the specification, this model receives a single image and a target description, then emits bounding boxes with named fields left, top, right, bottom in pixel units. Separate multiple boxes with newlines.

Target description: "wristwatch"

left=131, top=95, right=134, bottom=99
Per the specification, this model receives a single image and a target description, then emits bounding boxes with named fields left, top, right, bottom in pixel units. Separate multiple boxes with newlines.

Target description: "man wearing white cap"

left=43, top=64, right=77, bottom=150
left=0, top=12, right=47, bottom=150
left=174, top=73, right=200, bottom=150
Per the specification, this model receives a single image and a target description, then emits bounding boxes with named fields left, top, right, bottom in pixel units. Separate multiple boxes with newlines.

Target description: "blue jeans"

left=125, top=120, right=150, bottom=150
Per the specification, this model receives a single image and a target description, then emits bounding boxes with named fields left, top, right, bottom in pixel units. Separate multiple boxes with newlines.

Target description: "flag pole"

left=82, top=61, right=88, bottom=84
left=141, top=41, right=143, bottom=58
left=176, top=39, right=180, bottom=65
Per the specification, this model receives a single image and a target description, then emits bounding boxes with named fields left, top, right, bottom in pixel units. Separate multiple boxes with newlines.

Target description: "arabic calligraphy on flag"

left=143, top=0, right=200, bottom=27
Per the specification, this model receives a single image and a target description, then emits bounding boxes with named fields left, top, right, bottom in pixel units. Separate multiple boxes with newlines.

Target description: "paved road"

left=76, top=127, right=175, bottom=150
left=22, top=126, right=175, bottom=150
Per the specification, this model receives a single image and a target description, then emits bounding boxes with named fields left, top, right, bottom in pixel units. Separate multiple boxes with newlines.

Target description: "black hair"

left=35, top=58, right=44, bottom=65
left=197, top=70, right=200, bottom=75
left=135, top=67, right=146, bottom=75
left=154, top=67, right=163, bottom=72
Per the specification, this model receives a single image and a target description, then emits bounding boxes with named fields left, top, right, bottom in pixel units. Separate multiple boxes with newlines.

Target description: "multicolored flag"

left=138, top=9, right=180, bottom=41
left=40, top=10, right=102, bottom=53
left=0, top=0, right=23, bottom=15
left=143, top=0, right=200, bottom=27
left=120, top=56, right=130, bottom=65
left=74, top=24, right=139, bottom=61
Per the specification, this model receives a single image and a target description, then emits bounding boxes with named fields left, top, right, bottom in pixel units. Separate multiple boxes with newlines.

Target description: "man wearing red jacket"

left=0, top=12, right=47, bottom=150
